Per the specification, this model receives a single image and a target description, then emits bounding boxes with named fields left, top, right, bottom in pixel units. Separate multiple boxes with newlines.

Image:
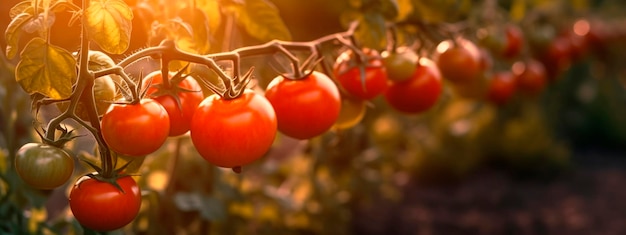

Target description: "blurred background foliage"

left=2, top=0, right=626, bottom=234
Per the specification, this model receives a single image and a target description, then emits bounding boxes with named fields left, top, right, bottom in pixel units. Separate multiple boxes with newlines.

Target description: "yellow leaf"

left=510, top=0, right=526, bottom=22
left=9, top=1, right=33, bottom=19
left=16, top=37, right=77, bottom=99
left=196, top=0, right=222, bottom=37
left=396, top=0, right=413, bottom=21
left=85, top=0, right=133, bottom=54
left=5, top=12, right=33, bottom=59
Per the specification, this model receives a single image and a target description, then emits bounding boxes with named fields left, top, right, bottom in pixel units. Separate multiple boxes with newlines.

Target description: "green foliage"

left=222, top=0, right=292, bottom=42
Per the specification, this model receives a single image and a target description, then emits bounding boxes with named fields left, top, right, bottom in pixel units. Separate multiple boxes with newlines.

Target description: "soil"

left=352, top=150, right=626, bottom=235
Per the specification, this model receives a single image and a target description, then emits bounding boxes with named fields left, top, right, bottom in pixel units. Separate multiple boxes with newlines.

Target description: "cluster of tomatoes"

left=12, top=17, right=617, bottom=232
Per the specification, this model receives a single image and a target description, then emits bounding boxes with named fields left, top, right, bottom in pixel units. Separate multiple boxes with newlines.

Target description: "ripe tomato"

left=333, top=48, right=389, bottom=100
left=265, top=71, right=341, bottom=139
left=512, top=60, right=547, bottom=96
left=69, top=175, right=141, bottom=231
left=101, top=99, right=170, bottom=156
left=539, top=37, right=572, bottom=79
left=381, top=46, right=418, bottom=82
left=435, top=38, right=482, bottom=83
left=503, top=24, right=524, bottom=58
left=144, top=71, right=204, bottom=136
left=14, top=143, right=74, bottom=189
left=333, top=97, right=366, bottom=130
left=384, top=58, right=442, bottom=114
left=487, top=71, right=516, bottom=106
left=190, top=90, right=277, bottom=168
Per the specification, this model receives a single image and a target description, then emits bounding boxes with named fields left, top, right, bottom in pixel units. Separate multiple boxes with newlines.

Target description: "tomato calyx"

left=36, top=125, right=81, bottom=149
left=148, top=69, right=201, bottom=113
left=198, top=67, right=254, bottom=100
left=78, top=165, right=136, bottom=194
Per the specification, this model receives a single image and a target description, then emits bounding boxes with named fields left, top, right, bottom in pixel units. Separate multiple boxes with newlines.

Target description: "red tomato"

left=145, top=72, right=204, bottom=136
left=435, top=38, right=482, bottom=83
left=503, top=24, right=524, bottom=58
left=101, top=99, right=170, bottom=156
left=190, top=90, right=277, bottom=168
left=384, top=58, right=442, bottom=114
left=69, top=175, right=141, bottom=232
left=265, top=71, right=341, bottom=139
left=540, top=37, right=572, bottom=79
left=512, top=60, right=547, bottom=96
left=333, top=48, right=389, bottom=100
left=486, top=71, right=516, bottom=106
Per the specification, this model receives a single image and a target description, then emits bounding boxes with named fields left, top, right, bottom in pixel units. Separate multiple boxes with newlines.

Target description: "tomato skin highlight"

left=145, top=72, right=204, bottom=136
left=334, top=48, right=389, bottom=100
left=384, top=58, right=442, bottom=114
left=69, top=175, right=141, bottom=232
left=190, top=90, right=277, bottom=168
left=265, top=71, right=341, bottom=139
left=101, top=99, right=170, bottom=156
left=14, top=143, right=74, bottom=189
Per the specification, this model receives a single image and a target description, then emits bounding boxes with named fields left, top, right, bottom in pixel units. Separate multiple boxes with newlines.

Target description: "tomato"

left=265, top=71, right=341, bottom=139
left=333, top=48, right=388, bottom=100
left=381, top=46, right=418, bottom=82
left=190, top=90, right=276, bottom=168
left=14, top=143, right=74, bottom=189
left=333, top=97, right=366, bottom=130
left=384, top=58, right=442, bottom=114
left=69, top=175, right=141, bottom=231
left=512, top=60, right=547, bottom=96
left=435, top=38, right=482, bottom=83
left=539, top=37, right=572, bottom=79
left=486, top=71, right=516, bottom=106
left=101, top=99, right=170, bottom=156
left=503, top=24, right=524, bottom=58
left=144, top=71, right=204, bottom=136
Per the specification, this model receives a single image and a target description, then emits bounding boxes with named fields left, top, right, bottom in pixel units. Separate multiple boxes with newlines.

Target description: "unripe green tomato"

left=15, top=143, right=74, bottom=189
left=381, top=47, right=418, bottom=82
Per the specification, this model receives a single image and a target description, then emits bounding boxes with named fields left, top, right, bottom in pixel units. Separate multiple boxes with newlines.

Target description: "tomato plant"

left=513, top=59, right=547, bottom=96
left=487, top=71, right=516, bottom=106
left=383, top=58, right=442, bottom=114
left=435, top=38, right=482, bottom=83
left=69, top=175, right=141, bottom=232
left=101, top=99, right=170, bottom=156
left=265, top=71, right=341, bottom=139
left=381, top=46, right=418, bottom=82
left=145, top=71, right=204, bottom=136
left=333, top=48, right=389, bottom=100
left=190, top=90, right=277, bottom=168
left=14, top=143, right=74, bottom=189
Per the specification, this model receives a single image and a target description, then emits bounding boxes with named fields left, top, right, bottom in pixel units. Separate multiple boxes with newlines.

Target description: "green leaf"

left=348, top=11, right=386, bottom=50
left=224, top=0, right=291, bottom=42
left=5, top=12, right=33, bottom=59
left=377, top=0, right=399, bottom=20
left=15, top=37, right=77, bottom=99
left=85, top=0, right=133, bottom=54
left=176, top=7, right=211, bottom=54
